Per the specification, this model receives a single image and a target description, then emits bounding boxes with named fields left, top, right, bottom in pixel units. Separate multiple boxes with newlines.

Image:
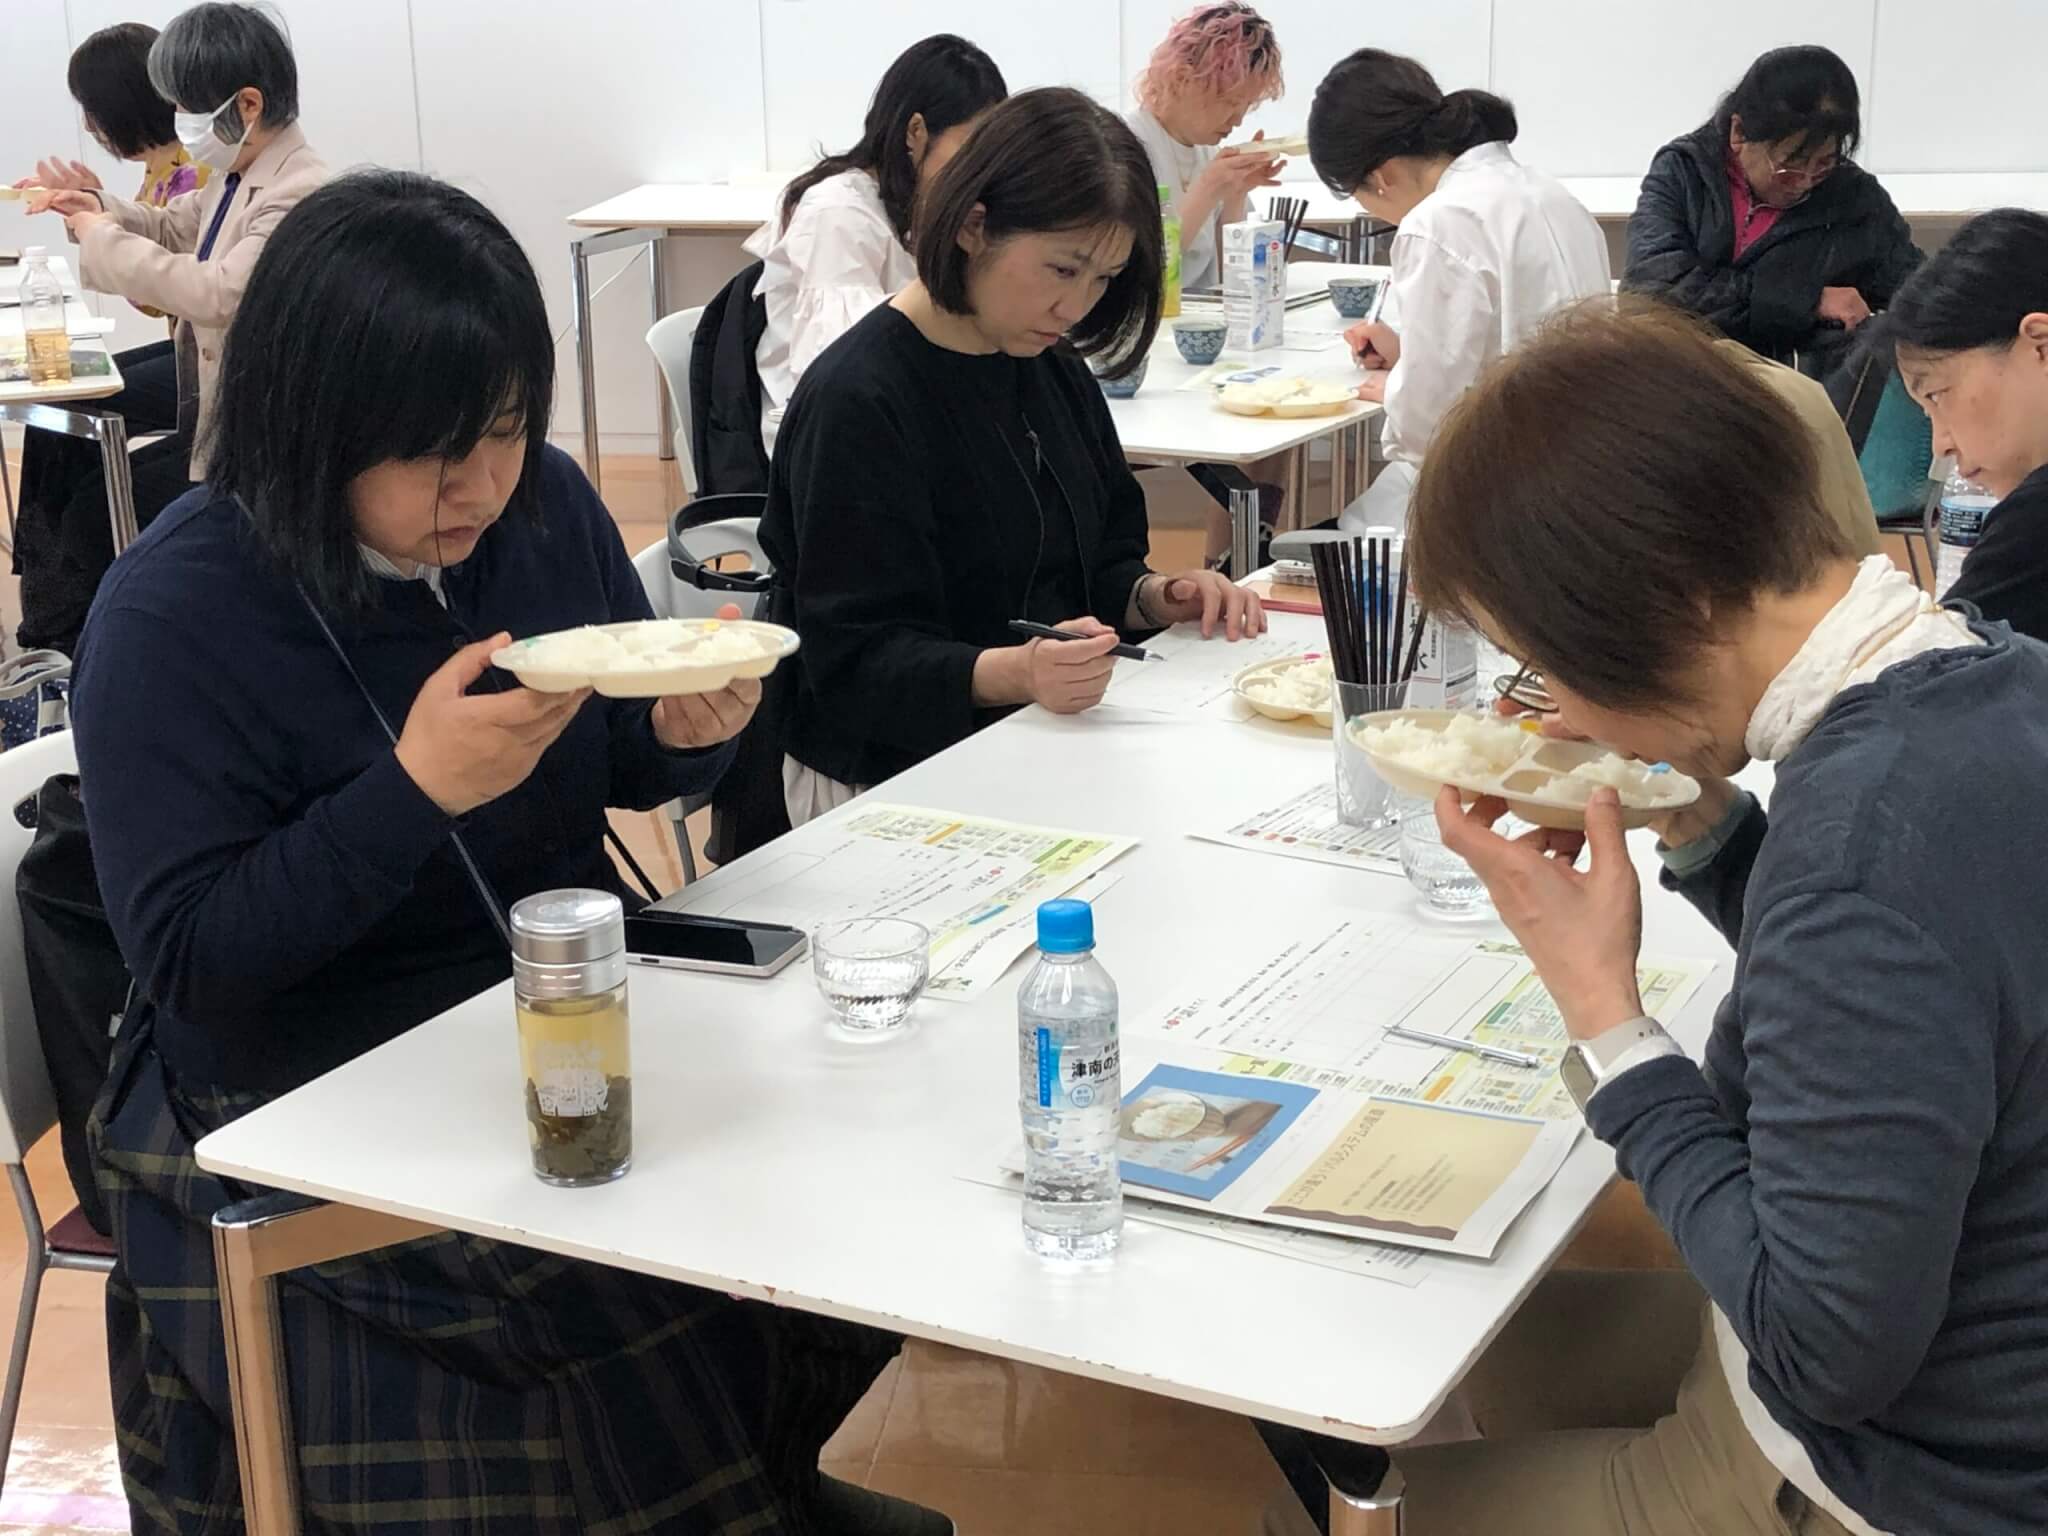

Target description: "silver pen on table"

left=1386, top=1025, right=1541, bottom=1070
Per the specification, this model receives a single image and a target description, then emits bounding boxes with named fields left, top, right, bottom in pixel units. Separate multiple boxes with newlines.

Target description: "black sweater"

left=1623, top=122, right=1921, bottom=369
left=73, top=447, right=734, bottom=1094
left=1594, top=626, right=2048, bottom=1534
left=760, top=304, right=1153, bottom=788
left=1946, top=463, right=2048, bottom=643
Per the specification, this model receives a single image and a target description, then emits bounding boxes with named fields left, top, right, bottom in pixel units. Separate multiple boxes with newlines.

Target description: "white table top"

left=568, top=171, right=2048, bottom=236
left=1105, top=263, right=1381, bottom=465
left=197, top=611, right=1743, bottom=1444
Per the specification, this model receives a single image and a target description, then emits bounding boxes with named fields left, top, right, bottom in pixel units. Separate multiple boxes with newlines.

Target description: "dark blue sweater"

left=1589, top=625, right=2048, bottom=1534
left=73, top=446, right=731, bottom=1094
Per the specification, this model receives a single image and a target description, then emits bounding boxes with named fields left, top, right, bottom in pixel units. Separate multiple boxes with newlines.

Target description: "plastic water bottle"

left=1017, top=899, right=1122, bottom=1260
left=20, top=248, right=71, bottom=386
left=1937, top=466, right=1996, bottom=597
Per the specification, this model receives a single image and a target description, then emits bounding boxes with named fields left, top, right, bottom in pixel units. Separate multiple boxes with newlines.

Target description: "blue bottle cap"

left=1036, top=899, right=1095, bottom=955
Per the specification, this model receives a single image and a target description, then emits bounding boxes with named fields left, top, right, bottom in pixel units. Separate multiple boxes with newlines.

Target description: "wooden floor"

left=0, top=443, right=1674, bottom=1534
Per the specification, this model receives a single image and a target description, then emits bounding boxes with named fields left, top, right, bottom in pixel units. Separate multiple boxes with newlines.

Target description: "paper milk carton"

left=1404, top=617, right=1479, bottom=711
left=1222, top=218, right=1285, bottom=351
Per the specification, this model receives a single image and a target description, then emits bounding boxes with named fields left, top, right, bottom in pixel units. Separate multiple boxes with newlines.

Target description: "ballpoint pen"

left=1007, top=620, right=1157, bottom=663
left=1387, top=1024, right=1541, bottom=1069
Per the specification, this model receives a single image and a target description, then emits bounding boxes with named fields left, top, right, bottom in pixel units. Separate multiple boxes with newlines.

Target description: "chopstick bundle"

left=1309, top=537, right=1367, bottom=685
left=1270, top=196, right=1308, bottom=260
left=1310, top=534, right=1433, bottom=695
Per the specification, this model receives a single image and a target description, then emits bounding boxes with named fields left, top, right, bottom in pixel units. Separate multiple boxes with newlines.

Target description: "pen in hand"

left=1008, top=620, right=1158, bottom=663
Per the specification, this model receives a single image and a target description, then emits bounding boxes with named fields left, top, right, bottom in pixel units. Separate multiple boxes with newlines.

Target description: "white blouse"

left=1345, top=142, right=1609, bottom=531
left=744, top=168, right=916, bottom=454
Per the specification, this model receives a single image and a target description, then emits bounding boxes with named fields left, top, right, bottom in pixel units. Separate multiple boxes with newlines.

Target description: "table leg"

left=0, top=435, right=15, bottom=555
left=213, top=1196, right=445, bottom=1536
left=1229, top=484, right=1258, bottom=580
left=96, top=414, right=138, bottom=556
left=1291, top=443, right=1312, bottom=530
left=570, top=236, right=602, bottom=494
left=1329, top=427, right=1350, bottom=526
left=650, top=230, right=674, bottom=462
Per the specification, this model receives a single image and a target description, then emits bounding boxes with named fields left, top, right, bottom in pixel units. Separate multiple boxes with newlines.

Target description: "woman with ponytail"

left=1307, top=49, right=1608, bottom=530
left=746, top=34, right=1007, bottom=452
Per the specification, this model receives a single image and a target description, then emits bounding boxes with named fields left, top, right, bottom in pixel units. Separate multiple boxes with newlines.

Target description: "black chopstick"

left=1389, top=548, right=1409, bottom=695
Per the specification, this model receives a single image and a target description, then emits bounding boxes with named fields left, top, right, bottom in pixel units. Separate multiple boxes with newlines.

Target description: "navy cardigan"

left=73, top=446, right=732, bottom=1094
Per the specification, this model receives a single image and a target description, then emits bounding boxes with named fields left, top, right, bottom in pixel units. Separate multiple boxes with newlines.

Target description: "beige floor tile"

left=0, top=1421, right=127, bottom=1500
left=877, top=1339, right=1278, bottom=1482
left=863, top=1463, right=1282, bottom=1536
left=1, top=1265, right=115, bottom=1433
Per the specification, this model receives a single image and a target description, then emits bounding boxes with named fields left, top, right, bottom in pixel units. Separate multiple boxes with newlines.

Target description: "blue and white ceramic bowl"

left=1327, top=277, right=1380, bottom=318
left=1172, top=318, right=1228, bottom=365
left=1093, top=354, right=1149, bottom=398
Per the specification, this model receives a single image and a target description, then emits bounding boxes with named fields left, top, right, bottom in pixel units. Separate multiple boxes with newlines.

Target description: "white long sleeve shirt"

left=1375, top=142, right=1610, bottom=469
left=744, top=168, right=915, bottom=454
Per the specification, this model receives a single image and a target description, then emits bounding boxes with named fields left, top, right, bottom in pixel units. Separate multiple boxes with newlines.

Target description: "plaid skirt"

left=90, top=1022, right=899, bottom=1535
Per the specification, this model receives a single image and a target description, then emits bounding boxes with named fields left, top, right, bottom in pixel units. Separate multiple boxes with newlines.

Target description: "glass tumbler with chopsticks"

left=1313, top=530, right=1428, bottom=828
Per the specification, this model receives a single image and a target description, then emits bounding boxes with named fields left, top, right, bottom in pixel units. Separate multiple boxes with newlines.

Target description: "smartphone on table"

left=622, top=910, right=807, bottom=977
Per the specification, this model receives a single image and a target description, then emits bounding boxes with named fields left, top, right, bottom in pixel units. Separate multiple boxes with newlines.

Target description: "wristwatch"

left=1560, top=1017, right=1683, bottom=1113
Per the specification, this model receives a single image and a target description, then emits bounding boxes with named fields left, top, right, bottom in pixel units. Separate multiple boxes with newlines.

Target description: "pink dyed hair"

left=1136, top=3, right=1285, bottom=114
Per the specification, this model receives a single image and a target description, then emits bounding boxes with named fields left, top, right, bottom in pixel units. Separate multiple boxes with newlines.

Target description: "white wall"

left=6, top=1, right=2045, bottom=455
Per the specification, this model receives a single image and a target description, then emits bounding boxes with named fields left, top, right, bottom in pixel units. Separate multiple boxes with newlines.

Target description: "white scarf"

left=1745, top=556, right=1975, bottom=763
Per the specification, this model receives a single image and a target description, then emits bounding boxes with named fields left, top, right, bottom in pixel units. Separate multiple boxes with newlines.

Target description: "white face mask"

left=173, top=93, right=249, bottom=171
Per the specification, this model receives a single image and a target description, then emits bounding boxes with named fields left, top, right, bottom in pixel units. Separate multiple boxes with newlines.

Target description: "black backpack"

left=686, top=261, right=772, bottom=497
left=16, top=774, right=128, bottom=1235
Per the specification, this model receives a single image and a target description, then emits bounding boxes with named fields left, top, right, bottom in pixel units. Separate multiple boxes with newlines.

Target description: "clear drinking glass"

left=1397, top=794, right=1532, bottom=918
left=1332, top=681, right=1409, bottom=828
left=812, top=918, right=931, bottom=1037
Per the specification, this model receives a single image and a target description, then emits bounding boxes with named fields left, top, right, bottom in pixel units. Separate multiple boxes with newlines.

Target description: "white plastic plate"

left=492, top=618, right=799, bottom=699
left=1348, top=709, right=1700, bottom=831
left=1233, top=654, right=1333, bottom=726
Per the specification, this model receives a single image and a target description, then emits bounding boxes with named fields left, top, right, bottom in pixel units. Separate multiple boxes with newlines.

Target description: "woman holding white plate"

left=71, top=173, right=951, bottom=1536
left=1262, top=302, right=2048, bottom=1536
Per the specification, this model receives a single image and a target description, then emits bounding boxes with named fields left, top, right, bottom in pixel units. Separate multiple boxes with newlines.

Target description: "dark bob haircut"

left=914, top=86, right=1164, bottom=378
left=1408, top=301, right=1852, bottom=711
left=1309, top=49, right=1517, bottom=198
left=781, top=34, right=1007, bottom=244
left=208, top=171, right=553, bottom=614
left=1716, top=45, right=1860, bottom=160
left=1886, top=207, right=2048, bottom=355
left=148, top=2, right=299, bottom=127
left=68, top=23, right=175, bottom=160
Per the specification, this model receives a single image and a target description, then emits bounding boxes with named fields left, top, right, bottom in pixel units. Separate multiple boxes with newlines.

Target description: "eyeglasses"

left=1492, top=658, right=1557, bottom=716
left=1762, top=147, right=1839, bottom=189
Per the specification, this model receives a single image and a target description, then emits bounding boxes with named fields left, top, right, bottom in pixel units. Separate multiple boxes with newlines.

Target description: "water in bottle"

left=20, top=248, right=71, bottom=386
left=1017, top=899, right=1123, bottom=1260
left=1937, top=466, right=1996, bottom=597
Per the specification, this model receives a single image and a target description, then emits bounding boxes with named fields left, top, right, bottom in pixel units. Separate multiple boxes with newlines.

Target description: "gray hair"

left=147, top=2, right=298, bottom=127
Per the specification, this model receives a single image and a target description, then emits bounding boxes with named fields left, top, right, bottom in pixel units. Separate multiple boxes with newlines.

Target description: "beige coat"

left=76, top=124, right=330, bottom=479
left=1719, top=339, right=1882, bottom=558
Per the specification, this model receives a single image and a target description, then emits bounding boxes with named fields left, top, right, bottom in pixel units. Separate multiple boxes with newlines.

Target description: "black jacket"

left=1948, top=464, right=2048, bottom=644
left=760, top=304, right=1152, bottom=789
left=1623, top=121, right=1921, bottom=370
